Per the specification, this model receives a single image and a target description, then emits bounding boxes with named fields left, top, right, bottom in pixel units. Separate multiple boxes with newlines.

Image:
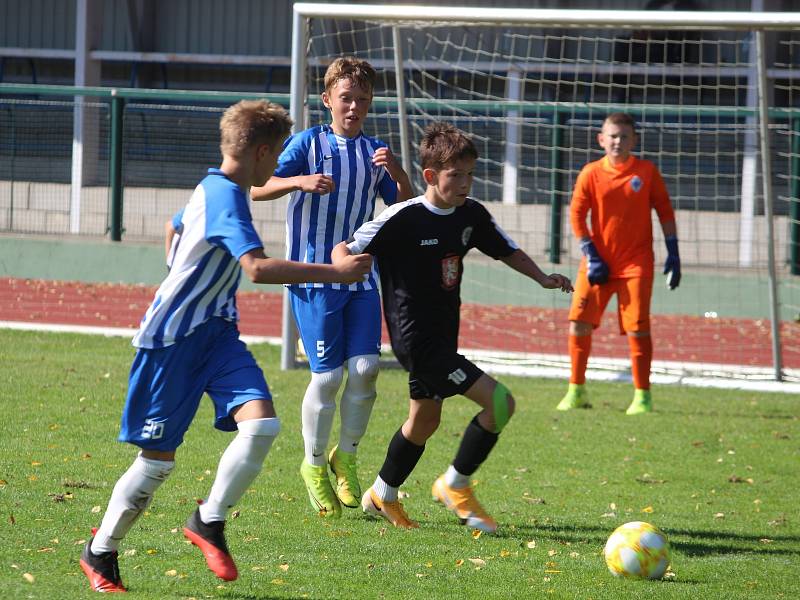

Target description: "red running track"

left=1, top=277, right=797, bottom=369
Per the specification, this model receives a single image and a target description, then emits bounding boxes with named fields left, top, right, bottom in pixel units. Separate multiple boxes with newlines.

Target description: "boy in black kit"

left=332, top=122, right=572, bottom=532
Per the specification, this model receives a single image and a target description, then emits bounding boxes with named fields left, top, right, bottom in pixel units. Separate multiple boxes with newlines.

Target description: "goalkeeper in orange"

left=557, top=112, right=680, bottom=415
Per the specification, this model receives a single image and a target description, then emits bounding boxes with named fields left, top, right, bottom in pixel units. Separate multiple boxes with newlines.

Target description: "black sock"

left=378, top=428, right=426, bottom=487
left=452, top=415, right=499, bottom=477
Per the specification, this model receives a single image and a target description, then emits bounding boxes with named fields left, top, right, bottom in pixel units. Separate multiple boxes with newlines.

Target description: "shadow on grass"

left=496, top=522, right=800, bottom=557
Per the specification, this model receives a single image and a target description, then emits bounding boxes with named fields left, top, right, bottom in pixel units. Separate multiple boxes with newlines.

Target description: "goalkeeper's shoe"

left=361, top=487, right=419, bottom=529
left=300, top=459, right=342, bottom=518
left=432, top=476, right=498, bottom=533
left=80, top=531, right=127, bottom=593
left=183, top=508, right=238, bottom=581
left=329, top=445, right=361, bottom=508
left=626, top=389, right=653, bottom=415
left=555, top=383, right=590, bottom=411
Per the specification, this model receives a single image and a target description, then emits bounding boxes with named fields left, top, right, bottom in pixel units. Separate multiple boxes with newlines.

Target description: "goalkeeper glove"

left=663, top=235, right=681, bottom=290
left=580, top=239, right=609, bottom=285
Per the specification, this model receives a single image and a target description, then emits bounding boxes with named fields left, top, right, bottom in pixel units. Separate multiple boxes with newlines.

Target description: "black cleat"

left=79, top=534, right=127, bottom=593
left=183, top=509, right=238, bottom=581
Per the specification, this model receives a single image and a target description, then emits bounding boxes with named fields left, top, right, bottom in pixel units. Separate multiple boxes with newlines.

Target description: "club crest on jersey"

left=630, top=175, right=643, bottom=192
left=461, top=226, right=473, bottom=247
left=441, top=255, right=460, bottom=290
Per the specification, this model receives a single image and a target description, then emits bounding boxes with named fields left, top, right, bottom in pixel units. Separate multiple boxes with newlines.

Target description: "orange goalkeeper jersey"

left=570, top=155, right=675, bottom=279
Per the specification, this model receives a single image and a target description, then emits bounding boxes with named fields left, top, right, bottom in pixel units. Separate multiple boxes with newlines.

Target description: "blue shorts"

left=289, top=287, right=382, bottom=373
left=119, top=318, right=271, bottom=451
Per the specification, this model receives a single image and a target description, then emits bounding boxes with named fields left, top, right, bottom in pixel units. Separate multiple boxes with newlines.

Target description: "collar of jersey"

left=601, top=155, right=636, bottom=173
left=324, top=124, right=363, bottom=143
left=207, top=167, right=231, bottom=179
left=420, top=196, right=456, bottom=215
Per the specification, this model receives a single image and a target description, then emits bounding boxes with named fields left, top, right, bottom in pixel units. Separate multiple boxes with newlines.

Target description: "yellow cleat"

left=432, top=475, right=497, bottom=533
left=361, top=487, right=418, bottom=529
left=626, top=389, right=653, bottom=415
left=556, top=383, right=590, bottom=411
left=329, top=445, right=361, bottom=508
left=300, top=459, right=341, bottom=518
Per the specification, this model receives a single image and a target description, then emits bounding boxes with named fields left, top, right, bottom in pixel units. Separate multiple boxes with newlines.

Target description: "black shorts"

left=407, top=350, right=484, bottom=401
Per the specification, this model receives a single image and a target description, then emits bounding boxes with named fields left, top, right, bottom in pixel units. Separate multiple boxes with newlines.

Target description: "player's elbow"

left=241, top=258, right=269, bottom=284
left=242, top=264, right=261, bottom=283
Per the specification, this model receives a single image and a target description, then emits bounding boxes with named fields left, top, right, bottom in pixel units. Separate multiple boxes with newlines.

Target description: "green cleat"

left=626, top=389, right=653, bottom=415
left=300, top=459, right=341, bottom=518
left=329, top=445, right=361, bottom=508
left=556, top=383, right=590, bottom=411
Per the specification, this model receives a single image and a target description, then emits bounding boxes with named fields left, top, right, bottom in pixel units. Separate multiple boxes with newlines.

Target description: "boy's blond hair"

left=419, top=122, right=478, bottom=170
left=323, top=56, right=376, bottom=95
left=603, top=112, right=637, bottom=132
left=219, top=100, right=293, bottom=158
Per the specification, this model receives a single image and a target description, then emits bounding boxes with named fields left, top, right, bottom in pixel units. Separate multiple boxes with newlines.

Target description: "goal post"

left=283, top=3, right=800, bottom=388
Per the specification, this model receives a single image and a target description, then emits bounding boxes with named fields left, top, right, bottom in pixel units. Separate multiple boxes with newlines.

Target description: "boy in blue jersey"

left=251, top=57, right=413, bottom=517
left=79, top=100, right=372, bottom=593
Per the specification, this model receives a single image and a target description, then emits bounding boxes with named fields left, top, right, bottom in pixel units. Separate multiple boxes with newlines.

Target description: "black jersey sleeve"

left=346, top=199, right=410, bottom=256
left=468, top=200, right=519, bottom=259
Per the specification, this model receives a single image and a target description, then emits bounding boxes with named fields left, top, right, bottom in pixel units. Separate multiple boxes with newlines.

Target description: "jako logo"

left=420, top=238, right=439, bottom=246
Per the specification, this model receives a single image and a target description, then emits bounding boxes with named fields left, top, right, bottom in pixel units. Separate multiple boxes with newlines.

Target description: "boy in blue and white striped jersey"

left=79, top=100, right=372, bottom=593
left=252, top=57, right=413, bottom=517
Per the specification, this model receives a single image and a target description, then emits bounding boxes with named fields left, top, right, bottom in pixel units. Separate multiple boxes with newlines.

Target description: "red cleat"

left=183, top=509, right=238, bottom=581
left=79, top=533, right=127, bottom=593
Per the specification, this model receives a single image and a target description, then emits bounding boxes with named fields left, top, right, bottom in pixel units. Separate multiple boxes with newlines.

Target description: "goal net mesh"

left=298, top=15, right=800, bottom=385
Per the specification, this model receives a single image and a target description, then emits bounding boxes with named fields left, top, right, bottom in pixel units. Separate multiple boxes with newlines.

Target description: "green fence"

left=1, top=83, right=798, bottom=276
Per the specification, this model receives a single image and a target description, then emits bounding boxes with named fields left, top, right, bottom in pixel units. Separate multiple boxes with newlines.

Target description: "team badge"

left=461, top=226, right=473, bottom=247
left=630, top=175, right=643, bottom=192
left=441, top=254, right=460, bottom=290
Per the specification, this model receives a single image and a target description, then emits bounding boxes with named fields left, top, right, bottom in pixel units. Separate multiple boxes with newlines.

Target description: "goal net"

left=286, top=4, right=800, bottom=389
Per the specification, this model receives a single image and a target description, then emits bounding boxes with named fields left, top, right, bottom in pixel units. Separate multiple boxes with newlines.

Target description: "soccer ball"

left=603, top=521, right=670, bottom=580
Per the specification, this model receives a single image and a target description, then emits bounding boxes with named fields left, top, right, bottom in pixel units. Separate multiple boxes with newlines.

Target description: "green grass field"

left=1, top=329, right=798, bottom=599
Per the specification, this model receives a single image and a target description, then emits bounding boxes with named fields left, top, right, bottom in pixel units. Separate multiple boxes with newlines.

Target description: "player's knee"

left=310, top=367, right=344, bottom=398
left=238, top=416, right=281, bottom=439
left=346, top=354, right=379, bottom=397
left=237, top=417, right=281, bottom=464
left=348, top=354, right=379, bottom=381
left=491, top=383, right=514, bottom=433
left=571, top=320, right=593, bottom=336
left=138, top=453, right=176, bottom=480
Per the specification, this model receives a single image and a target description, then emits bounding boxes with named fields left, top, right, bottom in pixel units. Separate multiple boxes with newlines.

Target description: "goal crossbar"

left=294, top=3, right=800, bottom=31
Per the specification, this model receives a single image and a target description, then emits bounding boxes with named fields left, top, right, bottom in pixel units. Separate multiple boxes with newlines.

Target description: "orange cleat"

left=432, top=475, right=498, bottom=533
left=183, top=509, right=238, bottom=581
left=79, top=532, right=127, bottom=593
left=361, top=487, right=419, bottom=529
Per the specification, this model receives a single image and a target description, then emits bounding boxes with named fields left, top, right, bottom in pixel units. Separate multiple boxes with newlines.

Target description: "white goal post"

left=282, top=3, right=800, bottom=390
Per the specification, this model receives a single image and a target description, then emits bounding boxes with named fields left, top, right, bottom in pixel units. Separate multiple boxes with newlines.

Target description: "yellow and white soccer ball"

left=604, top=521, right=670, bottom=580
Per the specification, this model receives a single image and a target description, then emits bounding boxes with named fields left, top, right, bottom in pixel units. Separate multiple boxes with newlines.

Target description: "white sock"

left=444, top=465, right=470, bottom=489
left=199, top=417, right=280, bottom=523
left=372, top=475, right=398, bottom=502
left=91, top=453, right=174, bottom=553
left=339, top=355, right=378, bottom=453
left=301, top=368, right=343, bottom=466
